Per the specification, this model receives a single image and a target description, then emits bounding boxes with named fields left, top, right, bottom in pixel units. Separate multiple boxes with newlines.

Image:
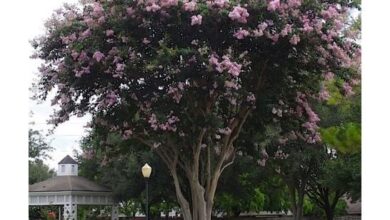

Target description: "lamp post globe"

left=142, top=163, right=152, bottom=178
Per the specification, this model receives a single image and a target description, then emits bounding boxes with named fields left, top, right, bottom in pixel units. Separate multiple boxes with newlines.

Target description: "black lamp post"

left=142, top=163, right=152, bottom=220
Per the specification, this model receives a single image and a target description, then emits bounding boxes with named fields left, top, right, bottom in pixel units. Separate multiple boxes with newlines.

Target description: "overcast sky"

left=26, top=0, right=89, bottom=170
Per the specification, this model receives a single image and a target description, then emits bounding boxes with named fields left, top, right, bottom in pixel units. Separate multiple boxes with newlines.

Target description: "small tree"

left=32, top=1, right=360, bottom=219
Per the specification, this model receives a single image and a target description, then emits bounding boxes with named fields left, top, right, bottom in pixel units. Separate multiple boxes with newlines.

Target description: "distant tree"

left=215, top=154, right=289, bottom=217
left=29, top=128, right=52, bottom=161
left=28, top=128, right=54, bottom=184
left=306, top=151, right=360, bottom=220
left=29, top=160, right=55, bottom=184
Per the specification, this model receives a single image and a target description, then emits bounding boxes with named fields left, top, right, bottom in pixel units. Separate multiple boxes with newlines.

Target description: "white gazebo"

left=29, top=155, right=118, bottom=220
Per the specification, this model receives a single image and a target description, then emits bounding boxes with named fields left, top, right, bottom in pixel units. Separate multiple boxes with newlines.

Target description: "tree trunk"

left=289, top=187, right=305, bottom=220
left=325, top=208, right=334, bottom=220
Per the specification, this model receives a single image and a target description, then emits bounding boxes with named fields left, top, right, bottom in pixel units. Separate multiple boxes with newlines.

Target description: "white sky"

left=25, top=0, right=89, bottom=170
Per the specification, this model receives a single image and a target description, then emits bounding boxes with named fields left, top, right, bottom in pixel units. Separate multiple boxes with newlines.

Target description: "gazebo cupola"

left=57, top=155, right=78, bottom=176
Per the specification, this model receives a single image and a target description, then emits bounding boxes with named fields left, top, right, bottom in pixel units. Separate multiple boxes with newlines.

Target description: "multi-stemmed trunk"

left=135, top=62, right=268, bottom=220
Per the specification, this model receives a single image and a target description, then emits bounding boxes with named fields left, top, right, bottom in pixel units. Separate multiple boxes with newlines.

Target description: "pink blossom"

left=93, top=51, right=105, bottom=62
left=287, top=0, right=301, bottom=7
left=80, top=28, right=91, bottom=40
left=183, top=1, right=197, bottom=12
left=126, top=7, right=135, bottom=17
left=253, top=29, right=264, bottom=37
left=143, top=38, right=151, bottom=44
left=105, top=91, right=117, bottom=106
left=71, top=51, right=79, bottom=60
left=228, top=6, right=250, bottom=24
left=191, top=15, right=202, bottom=26
left=323, top=71, right=334, bottom=80
left=209, top=54, right=220, bottom=66
left=342, top=82, right=354, bottom=96
left=92, top=2, right=104, bottom=18
left=153, top=142, right=161, bottom=148
left=221, top=56, right=242, bottom=77
left=258, top=22, right=268, bottom=31
left=233, top=28, right=250, bottom=39
left=246, top=93, right=256, bottom=103
left=321, top=6, right=339, bottom=19
left=160, top=0, right=178, bottom=8
left=148, top=114, right=158, bottom=130
left=280, top=24, right=292, bottom=37
left=267, top=0, right=280, bottom=11
left=106, top=29, right=114, bottom=37
left=116, top=63, right=125, bottom=72
left=122, top=129, right=133, bottom=140
left=224, top=80, right=239, bottom=90
left=146, top=3, right=161, bottom=12
left=318, top=88, right=330, bottom=101
left=84, top=17, right=96, bottom=28
left=303, top=22, right=314, bottom=33
left=77, top=51, right=88, bottom=62
left=98, top=16, right=106, bottom=24
left=289, top=34, right=300, bottom=45
left=215, top=0, right=229, bottom=8
left=218, top=127, right=232, bottom=135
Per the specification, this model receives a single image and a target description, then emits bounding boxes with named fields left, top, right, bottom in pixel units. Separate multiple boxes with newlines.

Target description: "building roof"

left=29, top=176, right=111, bottom=192
left=58, top=155, right=78, bottom=164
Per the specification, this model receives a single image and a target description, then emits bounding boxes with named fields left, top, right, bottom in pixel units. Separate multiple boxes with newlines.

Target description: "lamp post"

left=142, top=163, right=152, bottom=220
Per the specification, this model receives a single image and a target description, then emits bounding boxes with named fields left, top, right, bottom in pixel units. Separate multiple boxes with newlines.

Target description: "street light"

left=142, top=163, right=152, bottom=220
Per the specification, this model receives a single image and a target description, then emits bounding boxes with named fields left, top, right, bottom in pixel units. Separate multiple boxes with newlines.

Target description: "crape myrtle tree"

left=31, top=0, right=360, bottom=219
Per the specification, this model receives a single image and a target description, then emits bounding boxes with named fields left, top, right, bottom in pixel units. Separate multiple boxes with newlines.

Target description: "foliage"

left=215, top=154, right=289, bottom=217
left=29, top=160, right=55, bottom=184
left=77, top=128, right=179, bottom=216
left=29, top=128, right=53, bottom=161
left=32, top=0, right=360, bottom=219
left=29, top=128, right=54, bottom=184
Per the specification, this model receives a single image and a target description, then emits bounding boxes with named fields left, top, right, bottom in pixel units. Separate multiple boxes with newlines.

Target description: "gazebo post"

left=64, top=199, right=77, bottom=220
left=59, top=206, right=62, bottom=220
left=111, top=204, right=119, bottom=220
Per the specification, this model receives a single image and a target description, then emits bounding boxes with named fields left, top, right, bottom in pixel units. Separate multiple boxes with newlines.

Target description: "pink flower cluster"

left=191, top=15, right=202, bottom=26
left=98, top=90, right=118, bottom=108
left=167, top=82, right=185, bottom=103
left=295, top=92, right=321, bottom=143
left=209, top=54, right=242, bottom=77
left=93, top=51, right=105, bottom=62
left=145, top=1, right=161, bottom=12
left=253, top=22, right=268, bottom=37
left=321, top=5, right=339, bottom=19
left=233, top=28, right=250, bottom=39
left=318, top=87, right=330, bottom=101
left=160, top=0, right=178, bottom=8
left=267, top=0, right=280, bottom=12
left=289, top=34, right=300, bottom=45
left=206, top=0, right=229, bottom=9
left=228, top=6, right=249, bottom=23
left=183, top=0, right=197, bottom=12
left=287, top=0, right=301, bottom=8
left=92, top=2, right=105, bottom=18
left=148, top=113, right=180, bottom=132
left=342, top=82, right=354, bottom=97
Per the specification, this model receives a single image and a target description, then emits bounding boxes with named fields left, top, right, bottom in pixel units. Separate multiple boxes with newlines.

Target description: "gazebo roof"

left=58, top=155, right=78, bottom=164
left=29, top=176, right=111, bottom=192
